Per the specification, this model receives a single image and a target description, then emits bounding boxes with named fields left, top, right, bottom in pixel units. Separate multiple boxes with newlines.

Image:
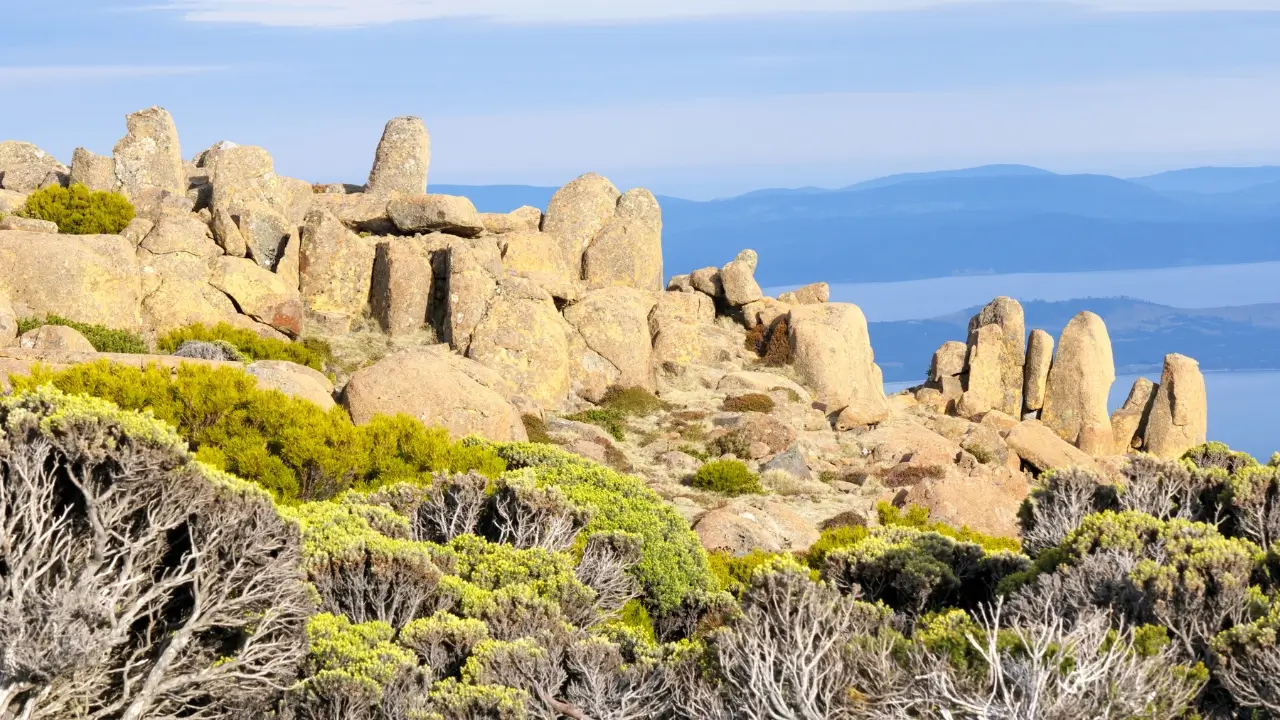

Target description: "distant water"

left=769, top=261, right=1280, bottom=322
left=886, top=370, right=1280, bottom=461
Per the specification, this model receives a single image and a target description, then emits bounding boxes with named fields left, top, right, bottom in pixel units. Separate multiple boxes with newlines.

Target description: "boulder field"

left=0, top=107, right=1210, bottom=554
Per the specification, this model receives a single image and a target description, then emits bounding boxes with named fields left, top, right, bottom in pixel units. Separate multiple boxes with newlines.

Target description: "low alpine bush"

left=16, top=314, right=149, bottom=354
left=18, top=183, right=135, bottom=234
left=690, top=459, right=765, bottom=496
left=158, top=322, right=331, bottom=371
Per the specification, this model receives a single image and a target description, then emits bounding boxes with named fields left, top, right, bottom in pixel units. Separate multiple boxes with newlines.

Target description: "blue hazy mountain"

left=869, top=298, right=1280, bottom=383
left=1128, top=166, right=1280, bottom=195
left=435, top=164, right=1280, bottom=287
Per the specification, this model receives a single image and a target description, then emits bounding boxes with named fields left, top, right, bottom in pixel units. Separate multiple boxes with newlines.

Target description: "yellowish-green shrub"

left=18, top=183, right=135, bottom=234
left=690, top=459, right=765, bottom=496
left=16, top=315, right=148, bottom=354
left=12, top=361, right=504, bottom=502
left=158, top=322, right=331, bottom=371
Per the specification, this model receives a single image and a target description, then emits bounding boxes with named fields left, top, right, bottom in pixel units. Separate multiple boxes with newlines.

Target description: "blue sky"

left=5, top=1, right=1280, bottom=198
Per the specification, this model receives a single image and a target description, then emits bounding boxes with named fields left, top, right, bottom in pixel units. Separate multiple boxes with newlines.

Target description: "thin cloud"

left=147, top=0, right=1280, bottom=28
left=0, top=65, right=227, bottom=87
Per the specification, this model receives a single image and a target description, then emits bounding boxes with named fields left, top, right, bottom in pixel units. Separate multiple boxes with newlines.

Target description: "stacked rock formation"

left=917, top=298, right=1207, bottom=460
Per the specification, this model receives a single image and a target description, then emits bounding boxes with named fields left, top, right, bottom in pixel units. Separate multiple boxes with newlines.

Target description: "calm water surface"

left=885, top=370, right=1280, bottom=460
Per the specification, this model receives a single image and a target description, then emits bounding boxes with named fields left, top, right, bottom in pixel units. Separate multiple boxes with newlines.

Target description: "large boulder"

left=690, top=267, right=723, bottom=299
left=299, top=208, right=376, bottom=333
left=720, top=249, right=763, bottom=306
left=18, top=325, right=95, bottom=353
left=779, top=282, right=830, bottom=305
left=1142, top=354, right=1208, bottom=459
left=1111, top=377, right=1157, bottom=453
left=369, top=237, right=433, bottom=337
left=966, top=297, right=1025, bottom=417
left=582, top=188, right=663, bottom=292
left=246, top=360, right=336, bottom=411
left=310, top=192, right=394, bottom=235
left=207, top=144, right=313, bottom=228
left=236, top=201, right=293, bottom=271
left=112, top=106, right=186, bottom=199
left=788, top=302, right=888, bottom=425
left=1023, top=329, right=1054, bottom=414
left=69, top=147, right=116, bottom=192
left=0, top=289, right=16, bottom=347
left=444, top=241, right=499, bottom=353
left=136, top=215, right=238, bottom=331
left=498, top=230, right=578, bottom=301
left=210, top=257, right=304, bottom=336
left=930, top=341, right=967, bottom=382
left=343, top=347, right=526, bottom=442
left=649, top=291, right=717, bottom=366
left=563, top=287, right=658, bottom=391
left=366, top=117, right=431, bottom=195
left=0, top=141, right=67, bottom=193
left=905, top=470, right=1028, bottom=539
left=0, top=232, right=142, bottom=328
left=542, top=173, right=620, bottom=275
left=481, top=206, right=541, bottom=234
left=957, top=324, right=1004, bottom=418
left=388, top=194, right=484, bottom=238
left=1005, top=420, right=1101, bottom=475
left=1040, top=312, right=1115, bottom=455
left=695, top=498, right=820, bottom=555
left=0, top=216, right=56, bottom=233
left=467, top=278, right=572, bottom=408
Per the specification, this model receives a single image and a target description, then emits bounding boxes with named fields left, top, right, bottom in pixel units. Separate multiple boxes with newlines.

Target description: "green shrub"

left=709, top=548, right=807, bottom=595
left=690, top=459, right=765, bottom=496
left=563, top=408, right=626, bottom=441
left=877, top=503, right=1021, bottom=553
left=16, top=314, right=149, bottom=354
left=157, top=322, right=331, bottom=371
left=18, top=183, right=135, bottom=234
left=723, top=393, right=775, bottom=413
left=12, top=361, right=505, bottom=502
left=962, top=441, right=995, bottom=464
left=521, top=414, right=552, bottom=444
left=479, top=441, right=716, bottom=614
left=599, top=385, right=666, bottom=416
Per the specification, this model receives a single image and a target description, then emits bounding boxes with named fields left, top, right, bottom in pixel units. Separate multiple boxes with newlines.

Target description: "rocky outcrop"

left=112, top=107, right=186, bottom=199
left=779, top=282, right=830, bottom=305
left=0, top=141, right=68, bottom=193
left=720, top=250, right=763, bottom=307
left=70, top=147, right=115, bottom=191
left=1143, top=354, right=1208, bottom=459
left=366, top=117, right=430, bottom=195
left=481, top=206, right=541, bottom=234
left=788, top=302, right=888, bottom=425
left=543, top=173, right=620, bottom=275
left=1111, top=377, right=1157, bottom=453
left=498, top=230, right=578, bottom=301
left=18, top=325, right=95, bottom=353
left=0, top=231, right=143, bottom=329
left=649, top=291, right=717, bottom=366
left=468, top=278, right=572, bottom=407
left=210, top=257, right=304, bottom=336
left=343, top=347, right=526, bottom=441
left=0, top=289, right=16, bottom=347
left=695, top=498, right=820, bottom=555
left=1040, top=311, right=1116, bottom=455
left=582, top=188, right=663, bottom=292
left=388, top=194, right=485, bottom=237
left=1022, top=329, right=1054, bottom=415
left=564, top=287, right=658, bottom=391
left=957, top=324, right=1004, bottom=418
left=966, top=297, right=1025, bottom=417
left=1005, top=420, right=1101, bottom=474
left=299, top=209, right=376, bottom=333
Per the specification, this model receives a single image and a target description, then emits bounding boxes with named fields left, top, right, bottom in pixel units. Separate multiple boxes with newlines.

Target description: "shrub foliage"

left=18, top=182, right=135, bottom=234
left=158, top=321, right=332, bottom=371
left=690, top=459, right=765, bottom=496
left=16, top=314, right=149, bottom=354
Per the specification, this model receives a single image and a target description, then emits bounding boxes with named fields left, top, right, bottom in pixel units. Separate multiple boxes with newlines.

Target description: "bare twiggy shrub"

left=486, top=472, right=591, bottom=552
left=1006, top=550, right=1143, bottom=628
left=411, top=471, right=489, bottom=542
left=1222, top=465, right=1280, bottom=551
left=575, top=532, right=643, bottom=618
left=0, top=388, right=311, bottom=720
left=916, top=604, right=1203, bottom=720
left=1018, top=467, right=1107, bottom=555
left=1213, top=605, right=1280, bottom=715
left=1119, top=454, right=1216, bottom=522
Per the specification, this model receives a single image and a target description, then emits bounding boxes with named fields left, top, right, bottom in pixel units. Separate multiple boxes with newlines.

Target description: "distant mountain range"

left=869, top=297, right=1280, bottom=383
left=435, top=164, right=1280, bottom=286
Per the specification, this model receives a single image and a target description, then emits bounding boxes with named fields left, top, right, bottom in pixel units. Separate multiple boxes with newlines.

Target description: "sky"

left=4, top=1, right=1280, bottom=198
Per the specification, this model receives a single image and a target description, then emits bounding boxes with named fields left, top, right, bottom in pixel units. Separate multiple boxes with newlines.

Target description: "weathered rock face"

left=445, top=241, right=499, bottom=354
left=1143, top=354, right=1208, bottom=459
left=210, top=257, right=304, bottom=336
left=388, top=194, right=485, bottom=238
left=720, top=249, right=763, bottom=307
left=582, top=188, right=663, bottom=292
left=0, top=289, right=16, bottom=347
left=564, top=287, right=658, bottom=392
left=930, top=341, right=967, bottom=382
left=236, top=201, right=293, bottom=271
left=0, top=141, right=67, bottom=193
left=246, top=360, right=336, bottom=411
left=0, top=190, right=26, bottom=215
left=788, top=302, right=888, bottom=425
left=967, top=297, right=1025, bottom=417
left=1111, top=377, right=1157, bottom=453
left=299, top=209, right=376, bottom=333
left=690, top=267, right=722, bottom=299
left=211, top=207, right=248, bottom=257
left=207, top=144, right=312, bottom=231
left=134, top=214, right=237, bottom=331
left=343, top=348, right=526, bottom=442
left=1005, top=420, right=1101, bottom=474
left=694, top=498, right=820, bottom=555
left=542, top=173, right=620, bottom=276
left=369, top=237, right=433, bottom=337
left=1023, top=329, right=1054, bottom=414
left=0, top=216, right=56, bottom=233
left=468, top=278, right=572, bottom=408
left=112, top=107, right=185, bottom=199
left=1040, top=311, right=1116, bottom=455
left=366, top=117, right=431, bottom=195
left=649, top=291, right=717, bottom=366
left=69, top=147, right=116, bottom=191
left=18, top=325, right=96, bottom=353
left=957, top=324, right=1004, bottom=418
left=779, top=282, right=830, bottom=305
left=0, top=232, right=142, bottom=329
left=498, top=230, right=578, bottom=301
left=481, top=206, right=541, bottom=234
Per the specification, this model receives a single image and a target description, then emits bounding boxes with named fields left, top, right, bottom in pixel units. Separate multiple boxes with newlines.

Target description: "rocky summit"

left=0, top=107, right=1210, bottom=553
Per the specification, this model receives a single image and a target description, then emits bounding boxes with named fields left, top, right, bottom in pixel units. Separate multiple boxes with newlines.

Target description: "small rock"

left=780, top=282, right=830, bottom=305
left=1111, top=377, right=1157, bottom=452
left=930, top=341, right=967, bottom=382
left=720, top=250, right=763, bottom=306
left=690, top=267, right=723, bottom=298
left=481, top=206, right=542, bottom=234
left=1022, top=328, right=1054, bottom=413
left=0, top=141, right=68, bottom=193
left=0, top=216, right=57, bottom=233
left=18, top=325, right=96, bottom=353
left=761, top=446, right=812, bottom=480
